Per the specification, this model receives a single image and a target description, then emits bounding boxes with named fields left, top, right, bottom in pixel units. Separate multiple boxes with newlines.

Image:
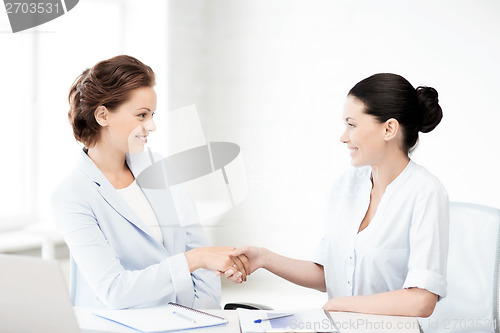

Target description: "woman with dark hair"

left=233, top=73, right=448, bottom=317
left=53, top=55, right=248, bottom=310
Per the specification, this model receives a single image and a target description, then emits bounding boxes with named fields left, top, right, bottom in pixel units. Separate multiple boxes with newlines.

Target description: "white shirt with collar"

left=313, top=160, right=449, bottom=299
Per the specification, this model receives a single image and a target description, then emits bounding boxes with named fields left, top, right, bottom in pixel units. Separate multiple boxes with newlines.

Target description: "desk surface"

left=329, top=312, right=421, bottom=332
left=75, top=307, right=420, bottom=333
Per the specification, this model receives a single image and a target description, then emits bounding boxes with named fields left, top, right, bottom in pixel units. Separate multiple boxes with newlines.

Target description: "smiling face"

left=97, top=86, right=157, bottom=154
left=340, top=95, right=389, bottom=167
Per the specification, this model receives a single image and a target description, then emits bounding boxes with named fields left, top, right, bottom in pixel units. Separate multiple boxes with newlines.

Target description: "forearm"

left=185, top=248, right=203, bottom=272
left=324, top=287, right=437, bottom=317
left=262, top=249, right=326, bottom=292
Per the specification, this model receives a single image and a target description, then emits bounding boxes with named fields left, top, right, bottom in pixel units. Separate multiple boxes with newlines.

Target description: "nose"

left=340, top=127, right=349, bottom=143
left=144, top=118, right=156, bottom=132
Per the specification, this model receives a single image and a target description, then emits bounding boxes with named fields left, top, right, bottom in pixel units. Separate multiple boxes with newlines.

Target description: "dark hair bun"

left=416, top=86, right=443, bottom=133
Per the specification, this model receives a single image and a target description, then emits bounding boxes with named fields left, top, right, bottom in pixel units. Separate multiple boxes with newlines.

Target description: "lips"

left=348, top=146, right=358, bottom=155
left=135, top=135, right=148, bottom=144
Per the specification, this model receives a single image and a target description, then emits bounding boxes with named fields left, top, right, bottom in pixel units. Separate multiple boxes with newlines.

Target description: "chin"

left=128, top=143, right=146, bottom=154
left=350, top=158, right=367, bottom=168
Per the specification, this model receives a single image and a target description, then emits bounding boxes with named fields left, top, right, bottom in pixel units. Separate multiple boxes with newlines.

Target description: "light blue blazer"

left=52, top=150, right=220, bottom=309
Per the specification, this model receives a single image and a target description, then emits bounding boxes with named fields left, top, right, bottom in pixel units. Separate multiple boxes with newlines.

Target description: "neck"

left=370, top=150, right=410, bottom=191
left=87, top=143, right=128, bottom=175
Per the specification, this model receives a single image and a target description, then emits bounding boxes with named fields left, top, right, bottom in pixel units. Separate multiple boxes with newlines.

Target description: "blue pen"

left=173, top=311, right=196, bottom=323
left=254, top=314, right=293, bottom=323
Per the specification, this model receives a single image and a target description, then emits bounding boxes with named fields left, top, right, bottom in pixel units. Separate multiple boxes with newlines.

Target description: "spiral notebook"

left=93, top=302, right=228, bottom=332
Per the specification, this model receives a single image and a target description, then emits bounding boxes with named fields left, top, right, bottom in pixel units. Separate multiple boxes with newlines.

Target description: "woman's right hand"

left=233, top=246, right=326, bottom=291
left=230, top=246, right=267, bottom=275
left=185, top=247, right=250, bottom=282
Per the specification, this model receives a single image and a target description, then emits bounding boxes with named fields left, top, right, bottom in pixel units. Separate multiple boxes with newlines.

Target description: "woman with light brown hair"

left=53, top=55, right=248, bottom=309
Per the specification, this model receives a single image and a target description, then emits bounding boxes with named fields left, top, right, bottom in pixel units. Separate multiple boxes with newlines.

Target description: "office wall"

left=167, top=0, right=500, bottom=262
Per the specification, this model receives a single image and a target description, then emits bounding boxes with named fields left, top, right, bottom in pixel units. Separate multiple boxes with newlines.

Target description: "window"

left=0, top=29, right=36, bottom=229
left=0, top=0, right=167, bottom=231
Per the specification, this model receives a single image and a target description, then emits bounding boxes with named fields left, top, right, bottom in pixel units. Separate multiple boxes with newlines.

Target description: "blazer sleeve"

left=169, top=186, right=222, bottom=309
left=186, top=225, right=221, bottom=309
left=52, top=181, right=190, bottom=309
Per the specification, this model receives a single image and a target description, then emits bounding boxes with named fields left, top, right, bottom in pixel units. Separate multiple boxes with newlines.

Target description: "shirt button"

left=347, top=281, right=351, bottom=285
left=349, top=256, right=353, bottom=260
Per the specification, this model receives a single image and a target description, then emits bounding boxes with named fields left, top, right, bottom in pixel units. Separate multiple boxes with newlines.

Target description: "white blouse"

left=313, top=160, right=449, bottom=299
left=117, top=180, right=164, bottom=244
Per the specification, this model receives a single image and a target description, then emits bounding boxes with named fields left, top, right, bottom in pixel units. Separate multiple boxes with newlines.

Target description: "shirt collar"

left=384, top=159, right=415, bottom=192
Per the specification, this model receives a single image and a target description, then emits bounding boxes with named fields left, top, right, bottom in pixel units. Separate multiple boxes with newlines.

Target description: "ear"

left=383, top=118, right=399, bottom=141
left=94, top=106, right=109, bottom=127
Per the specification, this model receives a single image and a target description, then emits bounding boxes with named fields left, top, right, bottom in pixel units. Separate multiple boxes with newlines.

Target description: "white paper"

left=237, top=308, right=338, bottom=333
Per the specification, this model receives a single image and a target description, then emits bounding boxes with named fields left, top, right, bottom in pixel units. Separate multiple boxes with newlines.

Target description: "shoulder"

left=395, top=161, right=449, bottom=212
left=52, top=165, right=99, bottom=207
left=406, top=161, right=448, bottom=198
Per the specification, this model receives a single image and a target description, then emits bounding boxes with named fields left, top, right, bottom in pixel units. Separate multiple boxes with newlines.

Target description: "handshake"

left=185, top=246, right=263, bottom=284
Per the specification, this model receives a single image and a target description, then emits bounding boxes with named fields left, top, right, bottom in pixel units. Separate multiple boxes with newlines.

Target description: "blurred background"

left=1, top=0, right=499, bottom=309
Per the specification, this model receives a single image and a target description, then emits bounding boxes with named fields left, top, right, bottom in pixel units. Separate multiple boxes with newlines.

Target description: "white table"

left=329, top=312, right=421, bottom=332
left=75, top=307, right=420, bottom=332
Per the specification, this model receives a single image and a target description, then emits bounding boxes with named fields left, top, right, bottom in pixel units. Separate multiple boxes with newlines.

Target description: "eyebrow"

left=345, top=117, right=355, bottom=122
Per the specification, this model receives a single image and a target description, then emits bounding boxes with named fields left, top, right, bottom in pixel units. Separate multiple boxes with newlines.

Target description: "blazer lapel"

left=77, top=150, right=155, bottom=239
